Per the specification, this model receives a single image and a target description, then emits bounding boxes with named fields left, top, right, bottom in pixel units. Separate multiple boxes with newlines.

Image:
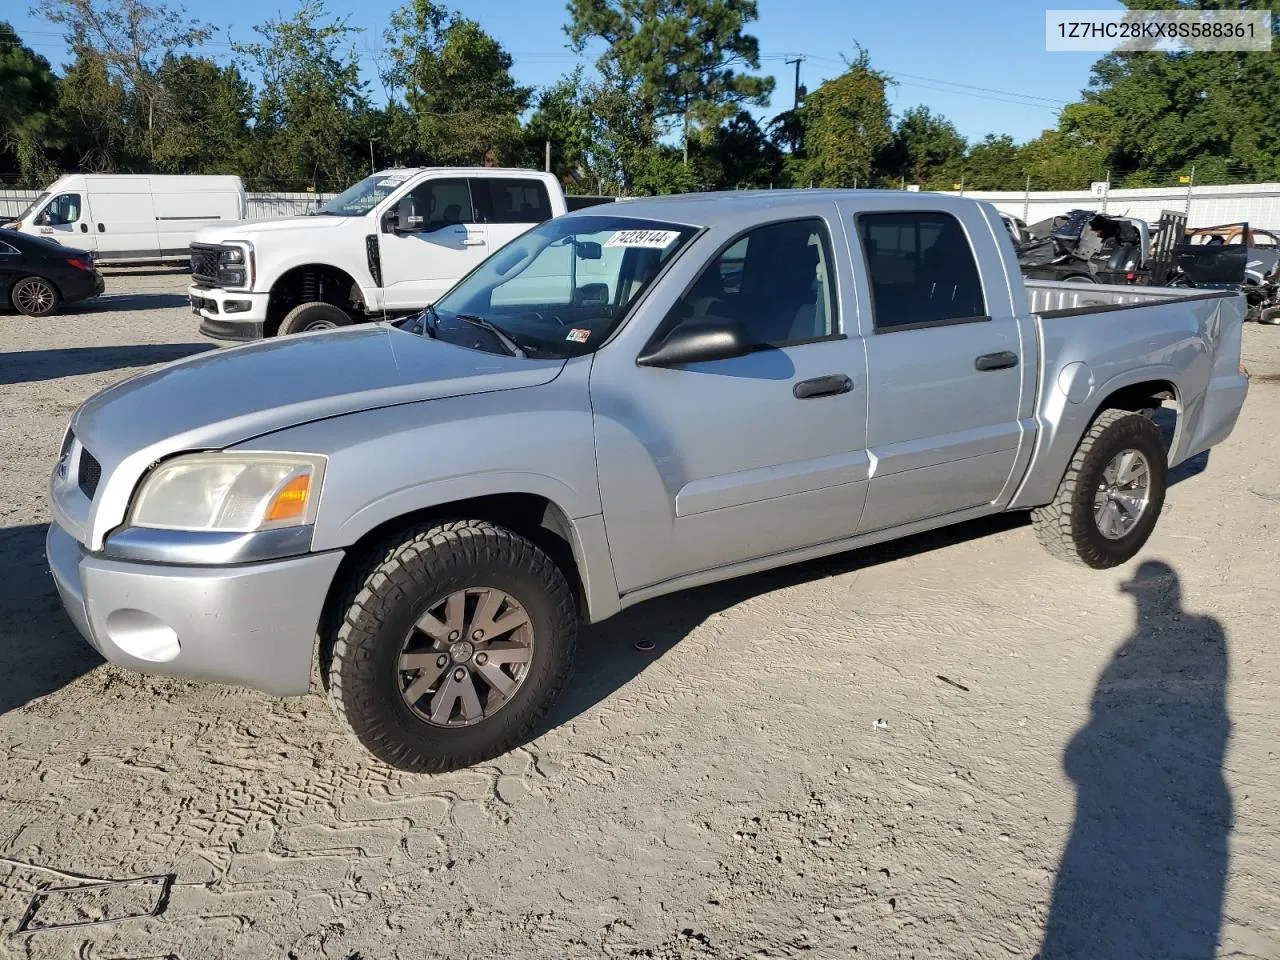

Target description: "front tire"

left=326, top=519, right=579, bottom=772
left=12, top=276, right=60, bottom=317
left=1032, top=409, right=1167, bottom=569
left=278, top=301, right=352, bottom=335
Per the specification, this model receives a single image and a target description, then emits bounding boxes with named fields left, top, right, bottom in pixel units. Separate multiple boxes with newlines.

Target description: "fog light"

left=104, top=609, right=181, bottom=662
left=224, top=300, right=252, bottom=313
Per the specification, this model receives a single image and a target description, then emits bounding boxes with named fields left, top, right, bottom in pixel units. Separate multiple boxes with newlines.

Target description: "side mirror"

left=396, top=198, right=422, bottom=232
left=636, top=319, right=752, bottom=367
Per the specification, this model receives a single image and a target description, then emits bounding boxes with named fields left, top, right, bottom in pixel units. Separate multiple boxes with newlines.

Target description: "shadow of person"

left=1038, top=560, right=1232, bottom=959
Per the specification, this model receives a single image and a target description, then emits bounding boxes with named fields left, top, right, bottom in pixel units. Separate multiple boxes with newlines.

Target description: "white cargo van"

left=3, top=174, right=247, bottom=265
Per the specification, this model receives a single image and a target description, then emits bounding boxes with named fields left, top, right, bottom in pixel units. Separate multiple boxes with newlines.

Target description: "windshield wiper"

left=455, top=313, right=527, bottom=358
left=418, top=304, right=440, bottom=339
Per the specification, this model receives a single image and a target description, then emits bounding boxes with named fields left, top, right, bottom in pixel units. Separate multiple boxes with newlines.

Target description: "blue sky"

left=11, top=0, right=1122, bottom=145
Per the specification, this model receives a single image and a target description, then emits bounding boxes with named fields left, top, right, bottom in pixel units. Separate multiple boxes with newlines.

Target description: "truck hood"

left=72, top=324, right=564, bottom=479
left=194, top=215, right=353, bottom=244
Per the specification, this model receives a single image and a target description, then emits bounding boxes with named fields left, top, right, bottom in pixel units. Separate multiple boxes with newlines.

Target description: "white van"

left=4, top=174, right=247, bottom=265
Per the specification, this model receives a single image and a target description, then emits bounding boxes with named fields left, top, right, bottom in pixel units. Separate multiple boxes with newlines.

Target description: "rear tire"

left=278, top=301, right=352, bottom=335
left=11, top=276, right=60, bottom=317
left=1031, top=409, right=1167, bottom=569
left=326, top=519, right=579, bottom=772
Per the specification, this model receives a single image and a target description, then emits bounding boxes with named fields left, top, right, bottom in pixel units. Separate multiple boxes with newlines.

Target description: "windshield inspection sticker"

left=565, top=328, right=592, bottom=343
left=605, top=229, right=680, bottom=249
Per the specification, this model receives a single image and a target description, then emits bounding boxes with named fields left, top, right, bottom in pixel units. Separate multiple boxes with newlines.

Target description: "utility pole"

left=785, top=56, right=805, bottom=109
left=369, top=139, right=377, bottom=174
left=1184, top=164, right=1196, bottom=219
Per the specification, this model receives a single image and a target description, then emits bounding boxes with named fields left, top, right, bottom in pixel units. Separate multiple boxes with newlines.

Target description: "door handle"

left=97, top=223, right=105, bottom=232
left=975, top=351, right=1018, bottom=371
left=793, top=374, right=853, bottom=399
left=79, top=223, right=88, bottom=233
left=462, top=238, right=486, bottom=247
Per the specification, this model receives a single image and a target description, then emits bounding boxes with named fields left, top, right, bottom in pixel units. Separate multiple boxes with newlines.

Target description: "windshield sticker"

left=565, top=328, right=592, bottom=343
left=376, top=176, right=407, bottom=187
left=605, top=229, right=680, bottom=249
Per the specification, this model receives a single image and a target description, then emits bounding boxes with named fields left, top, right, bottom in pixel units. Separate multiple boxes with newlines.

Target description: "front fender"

left=331, top=470, right=589, bottom=547
left=231, top=355, right=607, bottom=573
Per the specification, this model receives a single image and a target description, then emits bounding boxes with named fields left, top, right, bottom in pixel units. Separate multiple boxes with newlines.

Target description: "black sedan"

left=0, top=229, right=105, bottom=317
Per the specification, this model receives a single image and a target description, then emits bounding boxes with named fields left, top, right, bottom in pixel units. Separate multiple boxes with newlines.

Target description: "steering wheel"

left=530, top=310, right=570, bottom=328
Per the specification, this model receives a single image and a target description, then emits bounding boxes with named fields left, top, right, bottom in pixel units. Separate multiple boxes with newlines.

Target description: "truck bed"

left=1025, top=278, right=1236, bottom=317
left=1006, top=277, right=1248, bottom=514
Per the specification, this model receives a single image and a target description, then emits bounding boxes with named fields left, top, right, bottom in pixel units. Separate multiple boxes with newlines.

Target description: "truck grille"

left=78, top=449, right=102, bottom=499
left=190, top=245, right=221, bottom=286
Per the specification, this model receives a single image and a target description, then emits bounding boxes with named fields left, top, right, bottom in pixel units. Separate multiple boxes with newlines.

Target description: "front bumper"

left=46, top=522, right=344, bottom=696
left=189, top=284, right=269, bottom=341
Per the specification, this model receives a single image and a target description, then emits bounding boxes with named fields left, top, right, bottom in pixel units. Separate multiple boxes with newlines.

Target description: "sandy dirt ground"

left=1, top=270, right=1279, bottom=959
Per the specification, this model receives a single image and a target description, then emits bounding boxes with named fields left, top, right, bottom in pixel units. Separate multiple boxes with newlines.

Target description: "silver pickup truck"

left=47, top=191, right=1249, bottom=771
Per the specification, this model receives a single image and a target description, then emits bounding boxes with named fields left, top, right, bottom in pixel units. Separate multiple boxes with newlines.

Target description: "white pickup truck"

left=188, top=168, right=571, bottom=340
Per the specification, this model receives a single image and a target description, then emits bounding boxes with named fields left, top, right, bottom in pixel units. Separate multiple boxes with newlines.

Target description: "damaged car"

left=1018, top=209, right=1150, bottom=284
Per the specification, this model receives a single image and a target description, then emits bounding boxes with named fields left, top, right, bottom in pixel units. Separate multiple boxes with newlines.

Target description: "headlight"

left=128, top=452, right=325, bottom=532
left=216, top=243, right=254, bottom=290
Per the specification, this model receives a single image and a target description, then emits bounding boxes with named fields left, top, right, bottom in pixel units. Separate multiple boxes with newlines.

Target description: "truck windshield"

left=11, top=192, right=49, bottom=224
left=428, top=214, right=699, bottom=358
left=318, top=174, right=408, bottom=216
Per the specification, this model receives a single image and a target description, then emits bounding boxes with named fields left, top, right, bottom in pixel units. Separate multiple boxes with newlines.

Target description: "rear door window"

left=857, top=212, right=987, bottom=332
left=473, top=178, right=553, bottom=224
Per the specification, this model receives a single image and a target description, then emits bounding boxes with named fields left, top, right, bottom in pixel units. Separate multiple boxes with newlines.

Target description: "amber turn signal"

left=265, top=473, right=311, bottom=522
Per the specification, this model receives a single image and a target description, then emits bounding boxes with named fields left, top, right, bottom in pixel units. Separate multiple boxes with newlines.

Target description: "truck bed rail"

left=1026, top=279, right=1237, bottom=318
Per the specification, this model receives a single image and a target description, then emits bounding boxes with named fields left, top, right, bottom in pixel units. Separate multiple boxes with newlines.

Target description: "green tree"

left=57, top=37, right=131, bottom=172
left=152, top=54, right=254, bottom=173
left=1052, top=0, right=1280, bottom=184
left=35, top=0, right=212, bottom=164
left=695, top=110, right=783, bottom=188
left=524, top=68, right=594, bottom=186
left=235, top=0, right=370, bottom=189
left=0, top=22, right=62, bottom=185
left=961, top=134, right=1025, bottom=190
left=793, top=51, right=892, bottom=188
left=1020, top=102, right=1117, bottom=189
left=880, top=105, right=966, bottom=188
left=566, top=0, right=773, bottom=160
left=382, top=0, right=531, bottom=166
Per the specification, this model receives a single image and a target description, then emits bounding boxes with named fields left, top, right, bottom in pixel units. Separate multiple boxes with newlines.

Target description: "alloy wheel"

left=397, top=587, right=534, bottom=727
left=1094, top=449, right=1152, bottom=540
